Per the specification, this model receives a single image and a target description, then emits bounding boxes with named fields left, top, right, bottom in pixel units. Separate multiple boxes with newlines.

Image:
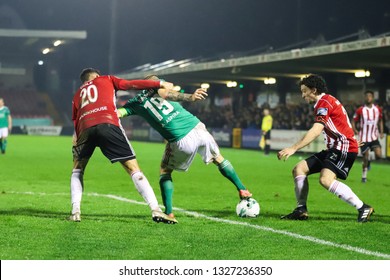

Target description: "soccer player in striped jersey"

left=70, top=68, right=177, bottom=224
left=277, top=74, right=374, bottom=222
left=352, top=90, right=384, bottom=183
left=118, top=75, right=253, bottom=221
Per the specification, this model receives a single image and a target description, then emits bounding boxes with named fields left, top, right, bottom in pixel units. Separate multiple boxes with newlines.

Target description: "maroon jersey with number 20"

left=72, top=75, right=160, bottom=136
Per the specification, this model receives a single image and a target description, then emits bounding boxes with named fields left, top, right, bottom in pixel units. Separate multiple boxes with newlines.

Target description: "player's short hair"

left=79, top=68, right=101, bottom=83
left=144, top=74, right=159, bottom=81
left=299, top=74, right=328, bottom=94
left=364, top=90, right=374, bottom=96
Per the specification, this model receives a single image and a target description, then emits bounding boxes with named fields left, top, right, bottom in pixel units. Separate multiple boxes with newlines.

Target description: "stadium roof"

left=0, top=28, right=86, bottom=74
left=118, top=33, right=390, bottom=86
left=0, top=28, right=87, bottom=54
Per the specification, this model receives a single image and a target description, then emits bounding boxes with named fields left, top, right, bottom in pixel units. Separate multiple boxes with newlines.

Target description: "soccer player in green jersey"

left=0, top=98, right=12, bottom=154
left=118, top=75, right=253, bottom=221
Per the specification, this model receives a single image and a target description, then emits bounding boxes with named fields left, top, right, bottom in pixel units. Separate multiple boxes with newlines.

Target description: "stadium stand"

left=0, top=88, right=54, bottom=126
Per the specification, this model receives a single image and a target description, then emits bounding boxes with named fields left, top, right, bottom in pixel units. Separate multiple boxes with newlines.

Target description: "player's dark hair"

left=364, top=90, right=374, bottom=96
left=79, top=68, right=101, bottom=83
left=299, top=74, right=328, bottom=94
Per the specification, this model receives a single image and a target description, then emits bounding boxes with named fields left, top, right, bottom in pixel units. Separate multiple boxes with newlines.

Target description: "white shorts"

left=0, top=127, right=9, bottom=138
left=161, top=122, right=221, bottom=171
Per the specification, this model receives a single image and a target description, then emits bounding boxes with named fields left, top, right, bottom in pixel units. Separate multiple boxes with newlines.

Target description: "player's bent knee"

left=374, top=151, right=382, bottom=159
left=292, top=161, right=308, bottom=177
left=122, top=159, right=140, bottom=173
left=213, top=155, right=224, bottom=165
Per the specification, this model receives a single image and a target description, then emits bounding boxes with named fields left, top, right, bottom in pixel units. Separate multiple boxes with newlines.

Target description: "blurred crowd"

left=125, top=98, right=390, bottom=133
left=185, top=100, right=390, bottom=133
left=184, top=102, right=313, bottom=130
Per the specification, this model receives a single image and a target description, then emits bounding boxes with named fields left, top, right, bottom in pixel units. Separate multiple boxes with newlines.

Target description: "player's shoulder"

left=355, top=105, right=364, bottom=112
left=1, top=106, right=10, bottom=112
left=315, top=94, right=333, bottom=107
left=96, top=75, right=113, bottom=82
left=127, top=92, right=147, bottom=105
left=325, top=94, right=340, bottom=103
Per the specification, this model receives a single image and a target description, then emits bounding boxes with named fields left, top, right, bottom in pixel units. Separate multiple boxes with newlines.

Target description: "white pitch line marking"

left=7, top=191, right=390, bottom=259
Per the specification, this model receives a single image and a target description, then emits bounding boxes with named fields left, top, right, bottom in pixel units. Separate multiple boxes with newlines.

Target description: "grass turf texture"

left=1, top=135, right=389, bottom=260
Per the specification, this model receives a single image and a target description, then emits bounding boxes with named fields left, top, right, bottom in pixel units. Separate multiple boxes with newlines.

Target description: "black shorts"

left=263, top=130, right=271, bottom=140
left=360, top=139, right=381, bottom=154
left=72, top=124, right=136, bottom=163
left=305, top=148, right=357, bottom=180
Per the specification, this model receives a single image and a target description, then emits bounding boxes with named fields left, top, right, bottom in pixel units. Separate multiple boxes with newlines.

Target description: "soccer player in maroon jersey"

left=277, top=74, right=374, bottom=222
left=352, top=90, right=384, bottom=183
left=70, top=68, right=177, bottom=224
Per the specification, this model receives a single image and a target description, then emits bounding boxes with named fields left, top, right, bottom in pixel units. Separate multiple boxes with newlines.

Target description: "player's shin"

left=71, top=169, right=84, bottom=214
left=0, top=139, right=3, bottom=152
left=294, top=175, right=309, bottom=208
left=218, top=159, right=246, bottom=191
left=131, top=171, right=159, bottom=211
left=328, top=180, right=364, bottom=209
left=159, top=174, right=174, bottom=214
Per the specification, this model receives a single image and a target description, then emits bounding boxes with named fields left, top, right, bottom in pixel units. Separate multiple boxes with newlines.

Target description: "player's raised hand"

left=277, top=147, right=296, bottom=161
left=191, top=88, right=208, bottom=101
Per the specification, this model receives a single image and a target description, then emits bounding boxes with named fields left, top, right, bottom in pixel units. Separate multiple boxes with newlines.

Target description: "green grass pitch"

left=1, top=135, right=389, bottom=260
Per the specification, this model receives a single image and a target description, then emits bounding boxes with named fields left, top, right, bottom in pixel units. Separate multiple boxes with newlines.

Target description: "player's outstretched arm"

left=277, top=123, right=323, bottom=161
left=158, top=88, right=208, bottom=102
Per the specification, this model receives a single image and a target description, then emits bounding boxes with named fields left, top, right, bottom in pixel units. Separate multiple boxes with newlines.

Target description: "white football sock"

left=328, top=180, right=364, bottom=209
left=131, top=171, right=160, bottom=211
left=294, top=175, right=309, bottom=208
left=71, top=169, right=83, bottom=214
left=362, top=167, right=368, bottom=178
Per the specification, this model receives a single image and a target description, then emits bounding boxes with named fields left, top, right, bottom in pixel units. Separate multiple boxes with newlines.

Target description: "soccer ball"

left=236, top=198, right=260, bottom=218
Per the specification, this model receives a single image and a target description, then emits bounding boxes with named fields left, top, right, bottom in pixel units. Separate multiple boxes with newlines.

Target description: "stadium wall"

left=11, top=125, right=389, bottom=158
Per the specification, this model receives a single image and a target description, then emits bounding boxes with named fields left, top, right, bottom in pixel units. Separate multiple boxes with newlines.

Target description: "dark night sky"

left=1, top=0, right=390, bottom=77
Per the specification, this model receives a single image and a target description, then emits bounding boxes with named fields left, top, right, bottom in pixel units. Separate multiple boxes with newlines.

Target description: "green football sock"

left=0, top=139, right=3, bottom=152
left=2, top=139, right=7, bottom=152
left=159, top=174, right=174, bottom=215
left=218, top=159, right=246, bottom=191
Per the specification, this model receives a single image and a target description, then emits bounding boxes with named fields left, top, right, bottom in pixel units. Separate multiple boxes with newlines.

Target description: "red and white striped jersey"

left=353, top=104, right=382, bottom=142
left=314, top=94, right=358, bottom=153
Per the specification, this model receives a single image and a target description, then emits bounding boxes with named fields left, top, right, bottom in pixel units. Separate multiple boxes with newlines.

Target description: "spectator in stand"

left=385, top=110, right=390, bottom=134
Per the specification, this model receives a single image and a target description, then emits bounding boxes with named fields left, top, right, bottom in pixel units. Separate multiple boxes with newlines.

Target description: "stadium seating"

left=0, top=88, right=54, bottom=125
